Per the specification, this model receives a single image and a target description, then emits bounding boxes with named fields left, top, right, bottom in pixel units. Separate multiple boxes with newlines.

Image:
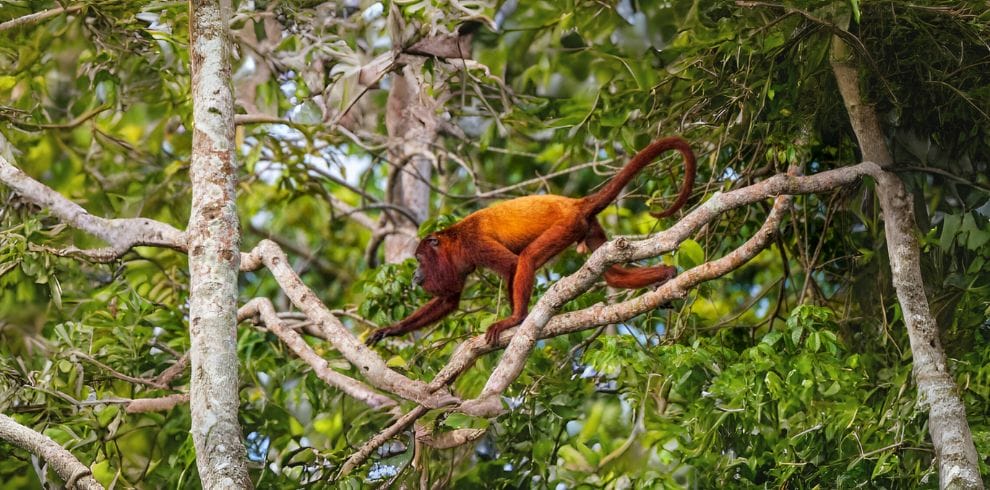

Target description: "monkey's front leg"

left=366, top=294, right=460, bottom=346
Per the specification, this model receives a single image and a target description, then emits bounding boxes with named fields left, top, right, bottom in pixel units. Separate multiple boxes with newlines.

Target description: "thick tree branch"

left=0, top=149, right=269, bottom=270
left=382, top=59, right=438, bottom=262
left=0, top=414, right=103, bottom=489
left=238, top=298, right=400, bottom=413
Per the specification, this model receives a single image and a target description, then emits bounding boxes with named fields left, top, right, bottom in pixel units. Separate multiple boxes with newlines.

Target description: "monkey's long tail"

left=581, top=136, right=696, bottom=218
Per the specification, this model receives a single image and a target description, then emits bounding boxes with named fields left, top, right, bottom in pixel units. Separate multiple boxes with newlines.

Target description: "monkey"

left=366, top=136, right=696, bottom=346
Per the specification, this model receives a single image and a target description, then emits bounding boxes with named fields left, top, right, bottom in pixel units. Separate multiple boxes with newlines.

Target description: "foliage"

left=0, top=0, right=988, bottom=488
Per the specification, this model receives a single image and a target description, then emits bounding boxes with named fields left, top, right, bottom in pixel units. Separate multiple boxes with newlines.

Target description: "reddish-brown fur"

left=366, top=136, right=696, bottom=346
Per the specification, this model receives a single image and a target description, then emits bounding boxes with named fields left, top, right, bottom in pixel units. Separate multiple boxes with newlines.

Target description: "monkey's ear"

left=425, top=236, right=440, bottom=247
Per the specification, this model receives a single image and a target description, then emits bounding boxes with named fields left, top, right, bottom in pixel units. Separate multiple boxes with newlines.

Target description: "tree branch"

left=241, top=240, right=459, bottom=409
left=70, top=351, right=168, bottom=390
left=0, top=4, right=85, bottom=32
left=338, top=405, right=429, bottom=476
left=125, top=394, right=190, bottom=414
left=0, top=414, right=103, bottom=489
left=0, top=153, right=187, bottom=261
left=186, top=0, right=252, bottom=486
left=238, top=298, right=400, bottom=413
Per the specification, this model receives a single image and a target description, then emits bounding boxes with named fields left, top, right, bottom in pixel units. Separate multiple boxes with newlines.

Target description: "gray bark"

left=383, top=60, right=438, bottom=263
left=831, top=37, right=984, bottom=490
left=0, top=414, right=103, bottom=489
left=187, top=0, right=252, bottom=488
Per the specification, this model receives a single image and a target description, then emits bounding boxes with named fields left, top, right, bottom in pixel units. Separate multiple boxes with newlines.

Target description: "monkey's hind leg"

left=484, top=223, right=586, bottom=344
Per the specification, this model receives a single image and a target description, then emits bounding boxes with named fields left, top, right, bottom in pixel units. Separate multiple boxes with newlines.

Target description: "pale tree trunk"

left=382, top=60, right=438, bottom=263
left=831, top=37, right=983, bottom=490
left=187, top=0, right=252, bottom=487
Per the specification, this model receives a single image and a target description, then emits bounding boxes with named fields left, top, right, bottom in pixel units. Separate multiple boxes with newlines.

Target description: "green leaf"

left=765, top=371, right=783, bottom=398
left=49, top=276, right=62, bottom=310
left=386, top=355, right=407, bottom=368
left=0, top=75, right=17, bottom=91
left=92, top=460, right=114, bottom=487
left=822, top=381, right=841, bottom=396
left=96, top=405, right=119, bottom=427
left=444, top=413, right=484, bottom=429
left=558, top=445, right=593, bottom=472
left=791, top=325, right=804, bottom=347
left=536, top=143, right=565, bottom=164
left=805, top=332, right=821, bottom=352
left=677, top=239, right=705, bottom=269
left=966, top=228, right=990, bottom=250
left=762, top=330, right=783, bottom=346
left=313, top=413, right=343, bottom=438
left=939, top=214, right=961, bottom=250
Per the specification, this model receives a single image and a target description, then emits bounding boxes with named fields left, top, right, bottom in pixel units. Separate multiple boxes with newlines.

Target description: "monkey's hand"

left=484, top=320, right=517, bottom=346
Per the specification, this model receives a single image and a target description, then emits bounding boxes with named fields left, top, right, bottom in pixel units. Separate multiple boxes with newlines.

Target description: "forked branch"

left=238, top=298, right=400, bottom=413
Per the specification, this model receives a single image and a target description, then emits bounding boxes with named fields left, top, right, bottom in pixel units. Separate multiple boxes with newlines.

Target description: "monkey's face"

left=413, top=234, right=463, bottom=296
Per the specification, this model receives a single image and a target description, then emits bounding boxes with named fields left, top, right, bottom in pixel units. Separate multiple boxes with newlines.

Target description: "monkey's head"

left=413, top=233, right=465, bottom=296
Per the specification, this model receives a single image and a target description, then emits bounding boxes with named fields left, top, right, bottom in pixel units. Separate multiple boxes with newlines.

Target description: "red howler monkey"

left=366, top=136, right=696, bottom=346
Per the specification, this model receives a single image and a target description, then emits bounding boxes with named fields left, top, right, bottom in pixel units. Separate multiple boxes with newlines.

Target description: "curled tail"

left=582, top=136, right=696, bottom=217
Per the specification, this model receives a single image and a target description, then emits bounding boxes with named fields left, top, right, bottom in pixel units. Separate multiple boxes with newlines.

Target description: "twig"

left=152, top=353, right=190, bottom=387
left=70, top=351, right=167, bottom=389
left=339, top=405, right=429, bottom=476
left=125, top=394, right=189, bottom=414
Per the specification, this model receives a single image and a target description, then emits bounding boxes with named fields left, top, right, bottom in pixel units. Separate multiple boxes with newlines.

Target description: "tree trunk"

left=383, top=60, right=437, bottom=263
left=830, top=36, right=984, bottom=490
left=187, top=0, right=252, bottom=487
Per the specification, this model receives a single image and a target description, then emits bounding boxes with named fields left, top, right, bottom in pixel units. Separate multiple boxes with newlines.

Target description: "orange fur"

left=366, top=137, right=696, bottom=346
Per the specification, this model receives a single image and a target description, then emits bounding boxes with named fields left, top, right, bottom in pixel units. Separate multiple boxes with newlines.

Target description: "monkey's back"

left=463, top=194, right=583, bottom=253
